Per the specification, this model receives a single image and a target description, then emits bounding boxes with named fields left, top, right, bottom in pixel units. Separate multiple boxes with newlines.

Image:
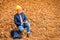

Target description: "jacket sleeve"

left=23, top=14, right=28, bottom=21
left=14, top=15, right=21, bottom=26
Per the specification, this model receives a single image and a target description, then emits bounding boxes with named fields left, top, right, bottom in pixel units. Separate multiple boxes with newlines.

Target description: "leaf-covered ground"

left=0, top=0, right=60, bottom=40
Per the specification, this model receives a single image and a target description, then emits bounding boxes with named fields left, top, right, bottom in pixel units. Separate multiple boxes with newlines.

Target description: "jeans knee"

left=27, top=23, right=30, bottom=27
left=20, top=28, right=24, bottom=32
left=18, top=26, right=24, bottom=32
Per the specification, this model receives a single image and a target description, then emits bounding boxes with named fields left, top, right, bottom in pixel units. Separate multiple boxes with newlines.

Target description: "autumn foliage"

left=0, top=0, right=60, bottom=40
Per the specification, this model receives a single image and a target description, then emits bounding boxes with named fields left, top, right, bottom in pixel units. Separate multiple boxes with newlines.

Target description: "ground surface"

left=0, top=0, right=60, bottom=40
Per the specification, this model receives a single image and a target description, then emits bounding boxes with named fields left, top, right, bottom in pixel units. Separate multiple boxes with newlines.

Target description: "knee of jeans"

left=27, top=23, right=30, bottom=29
left=18, top=26, right=24, bottom=32
left=20, top=28, right=24, bottom=32
left=27, top=23, right=30, bottom=27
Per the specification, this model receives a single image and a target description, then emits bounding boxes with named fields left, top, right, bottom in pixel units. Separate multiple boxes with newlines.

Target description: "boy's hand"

left=23, top=21, right=28, bottom=23
left=21, top=20, right=28, bottom=25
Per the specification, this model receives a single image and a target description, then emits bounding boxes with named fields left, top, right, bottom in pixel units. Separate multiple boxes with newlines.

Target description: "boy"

left=14, top=5, right=30, bottom=37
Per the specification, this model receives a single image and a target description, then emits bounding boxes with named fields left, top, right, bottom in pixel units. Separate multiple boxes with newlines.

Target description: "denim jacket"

left=14, top=12, right=28, bottom=26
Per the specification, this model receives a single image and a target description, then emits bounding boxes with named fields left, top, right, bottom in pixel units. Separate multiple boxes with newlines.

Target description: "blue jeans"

left=18, top=23, right=30, bottom=33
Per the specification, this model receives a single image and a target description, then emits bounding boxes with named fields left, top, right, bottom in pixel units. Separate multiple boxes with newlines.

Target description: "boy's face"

left=17, top=9, right=22, bottom=14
